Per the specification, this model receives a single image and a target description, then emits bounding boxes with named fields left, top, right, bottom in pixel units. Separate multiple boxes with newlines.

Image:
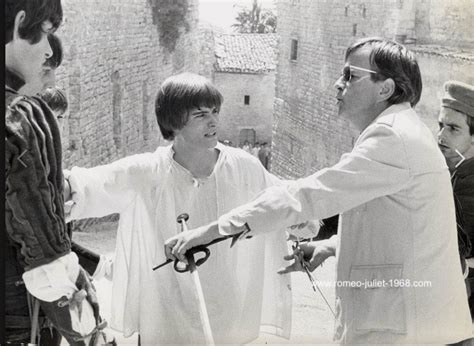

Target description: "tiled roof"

left=214, top=33, right=278, bottom=73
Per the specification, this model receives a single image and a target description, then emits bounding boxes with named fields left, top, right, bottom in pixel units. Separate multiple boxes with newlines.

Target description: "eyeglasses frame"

left=341, top=65, right=379, bottom=86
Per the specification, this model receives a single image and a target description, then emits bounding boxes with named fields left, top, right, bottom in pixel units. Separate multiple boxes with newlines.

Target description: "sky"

left=199, top=0, right=275, bottom=33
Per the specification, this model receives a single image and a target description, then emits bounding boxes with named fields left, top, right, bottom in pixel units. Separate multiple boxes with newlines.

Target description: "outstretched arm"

left=164, top=124, right=409, bottom=261
left=216, top=124, right=409, bottom=237
left=65, top=152, right=157, bottom=221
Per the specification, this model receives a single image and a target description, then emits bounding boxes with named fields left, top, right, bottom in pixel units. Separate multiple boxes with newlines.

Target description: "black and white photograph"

left=4, top=0, right=474, bottom=344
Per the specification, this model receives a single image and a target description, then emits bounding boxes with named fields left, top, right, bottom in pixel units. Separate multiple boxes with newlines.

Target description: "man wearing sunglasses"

left=165, top=37, right=472, bottom=344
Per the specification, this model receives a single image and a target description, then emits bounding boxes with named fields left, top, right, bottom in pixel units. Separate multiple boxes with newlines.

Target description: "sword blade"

left=188, top=258, right=215, bottom=345
left=177, top=214, right=214, bottom=345
left=303, top=263, right=336, bottom=318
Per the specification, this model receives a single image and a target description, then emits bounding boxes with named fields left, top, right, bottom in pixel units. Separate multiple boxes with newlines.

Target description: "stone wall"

left=54, top=0, right=203, bottom=229
left=272, top=0, right=474, bottom=179
left=55, top=0, right=202, bottom=169
left=414, top=47, right=474, bottom=134
left=415, top=0, right=474, bottom=47
left=214, top=72, right=275, bottom=146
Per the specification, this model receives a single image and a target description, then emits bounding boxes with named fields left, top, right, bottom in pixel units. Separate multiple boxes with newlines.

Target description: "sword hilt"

left=177, top=213, right=190, bottom=231
left=153, top=215, right=251, bottom=273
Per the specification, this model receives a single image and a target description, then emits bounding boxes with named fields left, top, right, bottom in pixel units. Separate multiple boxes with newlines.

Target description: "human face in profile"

left=334, top=47, right=383, bottom=132
left=7, top=18, right=54, bottom=87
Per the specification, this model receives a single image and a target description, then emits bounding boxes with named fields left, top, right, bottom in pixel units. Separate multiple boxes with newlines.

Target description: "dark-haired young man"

left=437, top=81, right=474, bottom=324
left=165, top=38, right=472, bottom=344
left=6, top=1, right=107, bottom=344
left=64, top=73, right=291, bottom=344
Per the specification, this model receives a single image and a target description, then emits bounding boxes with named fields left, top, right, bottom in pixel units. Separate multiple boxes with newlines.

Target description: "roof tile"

left=214, top=33, right=278, bottom=73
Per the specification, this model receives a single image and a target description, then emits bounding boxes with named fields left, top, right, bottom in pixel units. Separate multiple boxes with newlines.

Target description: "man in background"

left=437, top=80, right=474, bottom=322
left=258, top=142, right=270, bottom=169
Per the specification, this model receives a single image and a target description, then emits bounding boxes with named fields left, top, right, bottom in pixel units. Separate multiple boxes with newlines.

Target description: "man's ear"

left=13, top=10, right=26, bottom=40
left=378, top=78, right=396, bottom=102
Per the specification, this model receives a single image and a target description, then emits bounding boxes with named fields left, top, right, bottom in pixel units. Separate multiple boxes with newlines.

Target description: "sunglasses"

left=341, top=65, right=378, bottom=85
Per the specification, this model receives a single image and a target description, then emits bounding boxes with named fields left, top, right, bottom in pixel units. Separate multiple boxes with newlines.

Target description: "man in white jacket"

left=65, top=73, right=291, bottom=345
left=165, top=38, right=473, bottom=344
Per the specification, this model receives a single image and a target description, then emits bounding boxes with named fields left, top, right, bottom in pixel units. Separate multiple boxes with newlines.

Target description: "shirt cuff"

left=22, top=252, right=80, bottom=302
left=218, top=215, right=246, bottom=236
left=217, top=185, right=303, bottom=236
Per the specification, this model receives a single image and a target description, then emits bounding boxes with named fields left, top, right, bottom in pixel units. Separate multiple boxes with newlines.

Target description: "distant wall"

left=415, top=0, right=474, bottom=47
left=214, top=72, right=275, bottom=146
left=55, top=0, right=202, bottom=169
left=272, top=0, right=473, bottom=179
left=414, top=47, right=474, bottom=134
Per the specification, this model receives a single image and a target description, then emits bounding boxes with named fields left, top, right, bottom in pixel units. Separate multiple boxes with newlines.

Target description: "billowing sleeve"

left=66, top=153, right=158, bottom=220
left=218, top=124, right=411, bottom=235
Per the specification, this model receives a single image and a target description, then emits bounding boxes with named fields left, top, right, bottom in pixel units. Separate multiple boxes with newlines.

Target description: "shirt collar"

left=168, top=143, right=225, bottom=176
left=376, top=102, right=411, bottom=120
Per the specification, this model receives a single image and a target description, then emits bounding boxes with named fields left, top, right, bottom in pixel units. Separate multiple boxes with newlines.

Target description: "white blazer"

left=219, top=103, right=472, bottom=344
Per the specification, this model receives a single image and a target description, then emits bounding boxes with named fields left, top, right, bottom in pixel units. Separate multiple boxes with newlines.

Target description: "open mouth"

left=205, top=131, right=217, bottom=138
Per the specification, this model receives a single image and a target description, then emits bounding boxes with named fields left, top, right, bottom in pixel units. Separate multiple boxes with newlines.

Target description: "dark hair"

left=44, top=33, right=63, bottom=68
left=345, top=37, right=422, bottom=107
left=5, top=0, right=63, bottom=45
left=155, top=73, right=223, bottom=140
left=39, top=87, right=68, bottom=116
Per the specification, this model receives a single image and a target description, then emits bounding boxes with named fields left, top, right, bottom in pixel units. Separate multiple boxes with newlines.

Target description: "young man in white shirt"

left=64, top=73, right=291, bottom=345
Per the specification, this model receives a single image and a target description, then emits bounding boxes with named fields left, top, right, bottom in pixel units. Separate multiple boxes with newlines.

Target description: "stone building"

left=55, top=0, right=204, bottom=169
left=212, top=33, right=278, bottom=147
left=272, top=0, right=474, bottom=179
left=34, top=0, right=474, bottom=229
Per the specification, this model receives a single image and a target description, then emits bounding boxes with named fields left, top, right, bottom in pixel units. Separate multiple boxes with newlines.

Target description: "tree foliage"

left=232, top=0, right=277, bottom=34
